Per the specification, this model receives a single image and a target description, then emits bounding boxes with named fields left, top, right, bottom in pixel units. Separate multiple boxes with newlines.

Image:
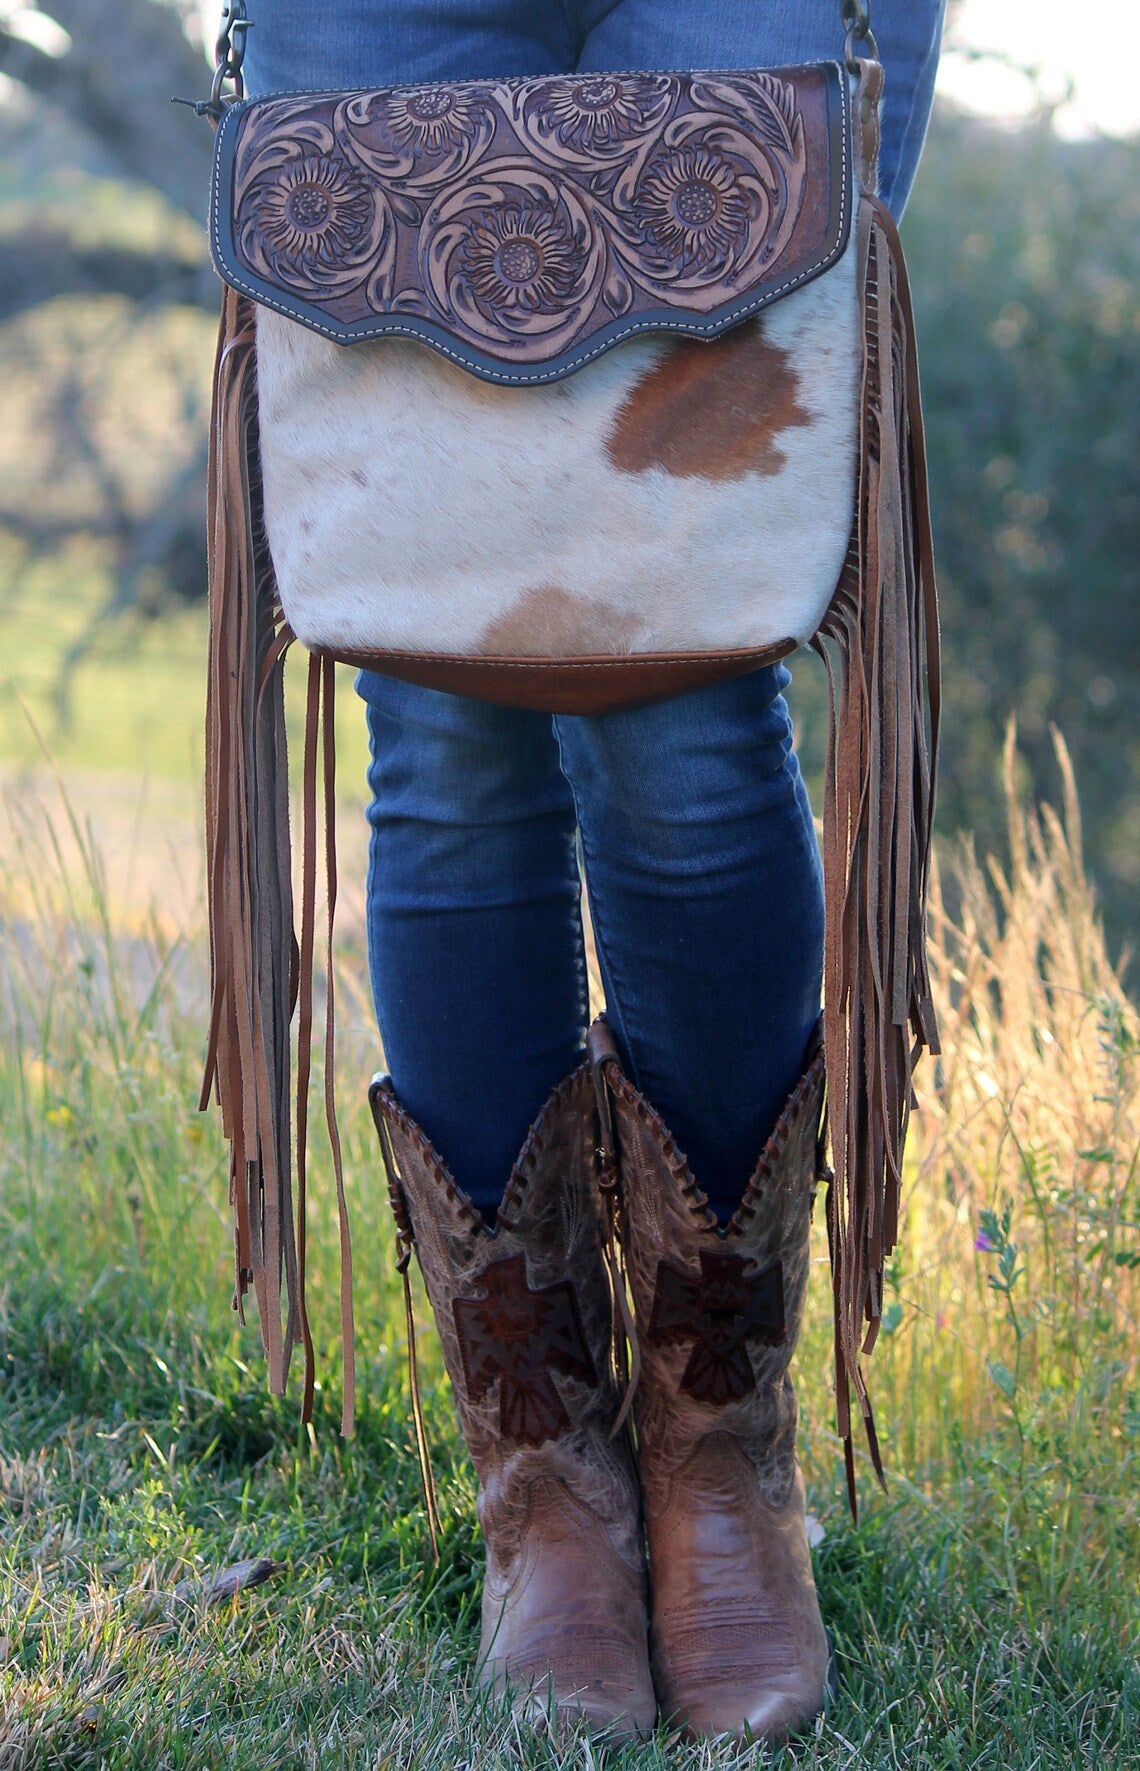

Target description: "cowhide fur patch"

left=254, top=243, right=859, bottom=661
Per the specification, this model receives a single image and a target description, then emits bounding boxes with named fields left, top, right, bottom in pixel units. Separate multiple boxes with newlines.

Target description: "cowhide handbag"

left=199, top=0, right=939, bottom=1501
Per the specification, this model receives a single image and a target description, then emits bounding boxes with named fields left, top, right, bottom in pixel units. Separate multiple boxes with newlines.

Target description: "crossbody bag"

left=197, top=0, right=940, bottom=1504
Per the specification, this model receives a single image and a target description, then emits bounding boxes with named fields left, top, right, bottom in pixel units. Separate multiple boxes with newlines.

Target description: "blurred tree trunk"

left=0, top=0, right=216, bottom=311
left=0, top=1, right=220, bottom=659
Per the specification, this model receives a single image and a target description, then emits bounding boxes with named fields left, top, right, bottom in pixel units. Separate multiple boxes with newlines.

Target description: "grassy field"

left=1, top=103, right=1134, bottom=1764
left=0, top=708, right=1137, bottom=1766
left=0, top=531, right=370, bottom=787
left=0, top=533, right=372, bottom=946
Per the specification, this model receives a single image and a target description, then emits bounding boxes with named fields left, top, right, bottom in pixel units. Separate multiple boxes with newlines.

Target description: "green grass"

left=0, top=747, right=1136, bottom=1766
left=0, top=537, right=208, bottom=780
left=0, top=533, right=370, bottom=788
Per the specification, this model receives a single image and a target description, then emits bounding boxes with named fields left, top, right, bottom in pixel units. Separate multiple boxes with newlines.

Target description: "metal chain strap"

left=211, top=0, right=250, bottom=112
left=841, top=0, right=879, bottom=73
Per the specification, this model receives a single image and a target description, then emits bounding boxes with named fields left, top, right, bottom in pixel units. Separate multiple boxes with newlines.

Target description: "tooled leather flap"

left=210, top=63, right=851, bottom=386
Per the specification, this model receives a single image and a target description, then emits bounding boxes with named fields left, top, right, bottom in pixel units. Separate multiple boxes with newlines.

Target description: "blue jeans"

left=242, top=0, right=946, bottom=1215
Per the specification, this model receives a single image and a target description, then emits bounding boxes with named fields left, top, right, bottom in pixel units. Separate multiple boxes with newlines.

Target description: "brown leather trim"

left=327, top=640, right=797, bottom=714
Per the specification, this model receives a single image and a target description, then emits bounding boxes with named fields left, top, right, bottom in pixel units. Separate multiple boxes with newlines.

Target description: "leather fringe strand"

left=202, top=286, right=355, bottom=1437
left=812, top=193, right=941, bottom=1517
left=372, top=1102, right=442, bottom=1564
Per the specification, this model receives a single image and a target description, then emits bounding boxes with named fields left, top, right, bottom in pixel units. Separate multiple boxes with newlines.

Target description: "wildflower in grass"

left=974, top=1228, right=996, bottom=1253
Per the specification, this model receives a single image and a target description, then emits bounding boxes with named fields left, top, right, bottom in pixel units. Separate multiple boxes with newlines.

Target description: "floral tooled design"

left=609, top=77, right=808, bottom=304
left=517, top=72, right=675, bottom=164
left=421, top=164, right=606, bottom=354
left=333, top=86, right=495, bottom=193
left=224, top=67, right=829, bottom=357
left=238, top=150, right=392, bottom=296
left=683, top=73, right=809, bottom=278
left=461, top=201, right=586, bottom=317
left=635, top=144, right=751, bottom=273
left=382, top=86, right=482, bottom=153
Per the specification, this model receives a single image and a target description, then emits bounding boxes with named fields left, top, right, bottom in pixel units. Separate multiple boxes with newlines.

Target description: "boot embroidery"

left=648, top=1248, right=785, bottom=1404
left=453, top=1252, right=597, bottom=1445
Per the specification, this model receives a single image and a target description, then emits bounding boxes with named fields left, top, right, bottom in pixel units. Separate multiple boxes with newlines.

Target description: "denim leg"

left=360, top=674, right=587, bottom=1209
left=246, top=5, right=589, bottom=1213
left=554, top=665, right=825, bottom=1214
left=241, top=0, right=577, bottom=93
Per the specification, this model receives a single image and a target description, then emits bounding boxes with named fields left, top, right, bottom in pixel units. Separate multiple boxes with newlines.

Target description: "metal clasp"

left=841, top=0, right=878, bottom=74
left=210, top=0, right=253, bottom=114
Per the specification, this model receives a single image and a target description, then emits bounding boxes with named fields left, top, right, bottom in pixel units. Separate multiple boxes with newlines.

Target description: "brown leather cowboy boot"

left=589, top=1019, right=830, bottom=1742
left=368, top=1062, right=656, bottom=1741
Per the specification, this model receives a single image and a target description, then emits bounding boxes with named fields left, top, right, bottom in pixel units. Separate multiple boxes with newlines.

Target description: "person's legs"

left=244, top=0, right=949, bottom=1228
left=242, top=0, right=576, bottom=93
left=235, top=0, right=948, bottom=1742
left=360, top=674, right=586, bottom=1214
left=554, top=665, right=823, bottom=1216
left=242, top=0, right=949, bottom=1280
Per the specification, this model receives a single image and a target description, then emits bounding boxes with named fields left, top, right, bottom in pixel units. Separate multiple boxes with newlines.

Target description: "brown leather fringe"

left=201, top=194, right=937, bottom=1480
left=812, top=193, right=941, bottom=1516
left=201, top=286, right=355, bottom=1436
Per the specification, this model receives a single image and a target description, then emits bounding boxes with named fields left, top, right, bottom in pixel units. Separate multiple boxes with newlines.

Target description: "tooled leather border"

left=209, top=62, right=851, bottom=386
left=331, top=638, right=797, bottom=713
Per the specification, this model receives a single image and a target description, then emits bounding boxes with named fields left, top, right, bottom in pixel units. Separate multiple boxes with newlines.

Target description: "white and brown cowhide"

left=254, top=238, right=859, bottom=665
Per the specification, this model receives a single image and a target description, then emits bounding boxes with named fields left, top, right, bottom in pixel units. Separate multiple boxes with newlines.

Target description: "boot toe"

left=675, top=1668, right=828, bottom=1743
left=658, top=1624, right=829, bottom=1744
left=486, top=1657, right=657, bottom=1742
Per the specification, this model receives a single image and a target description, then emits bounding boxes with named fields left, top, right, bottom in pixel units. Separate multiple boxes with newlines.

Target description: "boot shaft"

left=590, top=1020, right=827, bottom=1506
left=369, top=1064, right=642, bottom=1561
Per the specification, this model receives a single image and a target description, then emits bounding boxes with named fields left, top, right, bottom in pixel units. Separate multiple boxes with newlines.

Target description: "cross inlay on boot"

left=454, top=1251, right=597, bottom=1444
left=649, top=1249, right=785, bottom=1405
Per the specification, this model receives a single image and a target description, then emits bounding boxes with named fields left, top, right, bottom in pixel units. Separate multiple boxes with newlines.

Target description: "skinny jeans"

left=242, top=0, right=946, bottom=1215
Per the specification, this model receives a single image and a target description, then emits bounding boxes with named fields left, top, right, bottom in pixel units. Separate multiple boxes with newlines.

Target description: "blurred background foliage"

left=0, top=0, right=1137, bottom=953
left=908, top=104, right=1140, bottom=948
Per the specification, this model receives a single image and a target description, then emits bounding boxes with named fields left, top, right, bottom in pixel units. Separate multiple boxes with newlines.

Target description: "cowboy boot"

left=589, top=1019, right=830, bottom=1742
left=369, top=1062, right=656, bottom=1741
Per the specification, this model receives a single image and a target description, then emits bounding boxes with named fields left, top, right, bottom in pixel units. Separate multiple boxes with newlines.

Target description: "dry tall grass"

left=804, top=726, right=1139, bottom=1592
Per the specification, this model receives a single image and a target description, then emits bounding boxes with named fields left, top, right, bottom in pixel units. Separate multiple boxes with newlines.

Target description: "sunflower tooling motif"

left=514, top=71, right=674, bottom=174
left=634, top=144, right=751, bottom=274
left=329, top=86, right=496, bottom=197
left=422, top=165, right=606, bottom=353
left=540, top=75, right=668, bottom=153
left=373, top=85, right=484, bottom=156
left=461, top=201, right=587, bottom=318
left=241, top=151, right=388, bottom=294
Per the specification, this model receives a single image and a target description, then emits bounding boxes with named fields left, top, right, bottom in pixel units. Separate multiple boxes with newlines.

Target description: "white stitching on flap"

left=209, top=65, right=851, bottom=385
